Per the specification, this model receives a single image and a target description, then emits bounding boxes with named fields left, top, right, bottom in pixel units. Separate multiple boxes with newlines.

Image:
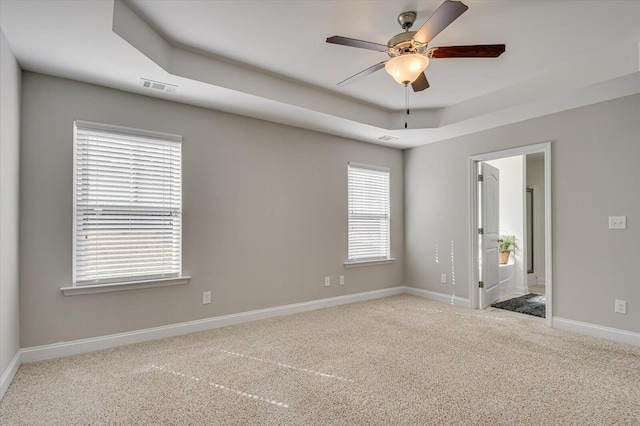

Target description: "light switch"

left=608, top=216, right=626, bottom=230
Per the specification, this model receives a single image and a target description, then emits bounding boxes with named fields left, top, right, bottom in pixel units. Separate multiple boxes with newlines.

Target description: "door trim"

left=468, top=142, right=553, bottom=326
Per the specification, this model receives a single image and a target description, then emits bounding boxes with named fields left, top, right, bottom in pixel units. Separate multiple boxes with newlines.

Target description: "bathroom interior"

left=485, top=153, right=546, bottom=311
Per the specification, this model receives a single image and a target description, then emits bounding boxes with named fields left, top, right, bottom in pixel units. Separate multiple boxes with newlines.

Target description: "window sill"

left=344, top=258, right=396, bottom=268
left=60, top=276, right=191, bottom=296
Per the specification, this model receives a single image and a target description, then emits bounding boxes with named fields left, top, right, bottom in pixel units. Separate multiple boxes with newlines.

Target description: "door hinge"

left=478, top=174, right=484, bottom=182
left=478, top=228, right=484, bottom=235
left=478, top=281, right=484, bottom=288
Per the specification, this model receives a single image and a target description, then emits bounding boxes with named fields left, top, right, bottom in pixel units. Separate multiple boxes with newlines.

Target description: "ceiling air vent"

left=377, top=135, right=399, bottom=142
left=140, top=78, right=177, bottom=94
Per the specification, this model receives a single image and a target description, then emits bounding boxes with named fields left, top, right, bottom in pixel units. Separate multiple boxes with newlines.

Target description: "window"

left=347, top=162, right=391, bottom=262
left=73, top=121, right=182, bottom=286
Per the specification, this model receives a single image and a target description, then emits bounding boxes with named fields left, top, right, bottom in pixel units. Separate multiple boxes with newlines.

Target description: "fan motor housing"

left=387, top=31, right=428, bottom=57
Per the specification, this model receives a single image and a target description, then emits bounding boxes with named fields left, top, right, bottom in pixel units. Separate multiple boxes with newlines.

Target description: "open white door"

left=480, top=162, right=500, bottom=308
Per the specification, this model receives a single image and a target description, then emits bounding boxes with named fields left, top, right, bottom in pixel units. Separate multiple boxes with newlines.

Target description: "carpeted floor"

left=491, top=293, right=546, bottom=318
left=1, top=295, right=639, bottom=425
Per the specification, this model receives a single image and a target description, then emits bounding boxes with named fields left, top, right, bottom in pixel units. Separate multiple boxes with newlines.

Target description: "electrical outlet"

left=441, top=274, right=447, bottom=284
left=339, top=276, right=344, bottom=286
left=324, top=276, right=330, bottom=287
left=609, top=216, right=627, bottom=229
left=203, top=291, right=211, bottom=305
left=615, top=300, right=627, bottom=314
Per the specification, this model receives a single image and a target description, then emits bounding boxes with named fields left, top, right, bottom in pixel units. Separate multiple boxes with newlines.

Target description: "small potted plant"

left=498, top=235, right=518, bottom=264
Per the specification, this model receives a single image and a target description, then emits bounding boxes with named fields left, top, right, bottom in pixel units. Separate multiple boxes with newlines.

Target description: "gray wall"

left=20, top=72, right=404, bottom=347
left=405, top=93, right=640, bottom=333
left=0, top=30, right=21, bottom=374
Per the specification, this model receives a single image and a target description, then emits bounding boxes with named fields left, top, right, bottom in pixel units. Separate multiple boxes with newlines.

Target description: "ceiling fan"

left=326, top=0, right=505, bottom=92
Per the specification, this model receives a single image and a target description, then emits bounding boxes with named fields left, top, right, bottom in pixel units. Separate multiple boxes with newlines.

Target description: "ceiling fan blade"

left=337, top=62, right=387, bottom=87
left=326, top=36, right=388, bottom=52
left=429, top=44, right=506, bottom=58
left=411, top=73, right=430, bottom=92
left=414, top=1, right=469, bottom=44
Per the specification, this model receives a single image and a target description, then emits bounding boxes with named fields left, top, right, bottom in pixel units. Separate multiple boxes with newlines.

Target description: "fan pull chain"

left=404, top=82, right=410, bottom=129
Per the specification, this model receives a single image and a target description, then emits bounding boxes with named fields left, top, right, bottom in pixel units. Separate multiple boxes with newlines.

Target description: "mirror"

left=526, top=188, right=534, bottom=273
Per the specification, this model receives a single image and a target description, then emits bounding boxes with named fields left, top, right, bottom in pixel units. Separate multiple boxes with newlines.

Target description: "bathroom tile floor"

left=529, top=284, right=545, bottom=295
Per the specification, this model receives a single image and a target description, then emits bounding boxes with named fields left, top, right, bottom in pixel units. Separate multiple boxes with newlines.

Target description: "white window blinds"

left=347, top=163, right=390, bottom=261
left=73, top=121, right=182, bottom=285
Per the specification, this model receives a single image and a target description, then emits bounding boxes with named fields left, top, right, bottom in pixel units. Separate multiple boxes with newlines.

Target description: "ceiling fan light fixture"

left=384, top=54, right=429, bottom=84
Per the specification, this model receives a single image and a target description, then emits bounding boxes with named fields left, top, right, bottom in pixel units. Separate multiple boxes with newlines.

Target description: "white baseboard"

left=5, top=287, right=639, bottom=402
left=21, top=287, right=405, bottom=364
left=0, top=351, right=21, bottom=401
left=553, top=317, right=640, bottom=347
left=403, top=287, right=471, bottom=308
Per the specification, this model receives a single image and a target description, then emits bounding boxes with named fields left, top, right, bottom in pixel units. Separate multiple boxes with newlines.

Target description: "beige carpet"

left=1, top=295, right=639, bottom=425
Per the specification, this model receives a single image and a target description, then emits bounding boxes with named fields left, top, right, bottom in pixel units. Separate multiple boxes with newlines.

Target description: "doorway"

left=468, top=143, right=552, bottom=325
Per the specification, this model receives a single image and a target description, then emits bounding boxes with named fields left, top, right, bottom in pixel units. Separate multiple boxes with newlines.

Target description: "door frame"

left=468, top=142, right=553, bottom=326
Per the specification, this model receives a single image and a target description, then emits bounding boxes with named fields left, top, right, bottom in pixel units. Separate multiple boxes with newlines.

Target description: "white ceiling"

left=2, top=0, right=640, bottom=148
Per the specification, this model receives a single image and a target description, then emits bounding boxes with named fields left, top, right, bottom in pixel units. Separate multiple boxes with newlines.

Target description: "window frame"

left=345, top=162, right=394, bottom=266
left=63, top=120, right=189, bottom=295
